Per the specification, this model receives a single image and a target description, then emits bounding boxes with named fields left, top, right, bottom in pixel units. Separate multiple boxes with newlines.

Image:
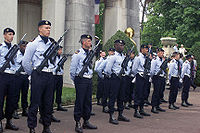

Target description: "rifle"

left=118, top=45, right=135, bottom=78
left=15, top=62, right=24, bottom=76
left=156, top=57, right=171, bottom=76
left=0, top=34, right=27, bottom=73
left=143, top=53, right=151, bottom=79
left=55, top=50, right=72, bottom=74
left=36, top=29, right=69, bottom=73
left=78, top=39, right=101, bottom=78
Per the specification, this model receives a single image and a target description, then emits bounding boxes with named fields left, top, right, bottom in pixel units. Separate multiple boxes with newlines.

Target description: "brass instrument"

left=124, top=27, right=137, bottom=46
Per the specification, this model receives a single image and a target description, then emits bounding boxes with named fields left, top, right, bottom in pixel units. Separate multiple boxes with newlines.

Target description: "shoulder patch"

left=75, top=50, right=80, bottom=54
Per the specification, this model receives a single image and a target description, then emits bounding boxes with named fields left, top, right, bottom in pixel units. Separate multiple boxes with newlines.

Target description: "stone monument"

left=161, top=37, right=177, bottom=57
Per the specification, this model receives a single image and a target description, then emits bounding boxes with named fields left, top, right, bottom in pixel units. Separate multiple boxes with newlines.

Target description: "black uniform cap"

left=108, top=48, right=115, bottom=52
left=38, top=20, right=51, bottom=27
left=186, top=55, right=192, bottom=59
left=114, top=40, right=125, bottom=45
left=140, top=44, right=148, bottom=49
left=80, top=34, right=92, bottom=40
left=157, top=48, right=164, bottom=52
left=3, top=28, right=15, bottom=35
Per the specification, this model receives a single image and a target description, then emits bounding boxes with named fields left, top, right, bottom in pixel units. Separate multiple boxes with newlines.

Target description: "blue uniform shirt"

left=181, top=60, right=191, bottom=79
left=70, top=48, right=93, bottom=81
left=96, top=55, right=112, bottom=78
left=132, top=53, right=146, bottom=76
left=150, top=56, right=165, bottom=76
left=22, top=35, right=55, bottom=75
left=0, top=41, right=16, bottom=71
left=53, top=56, right=64, bottom=75
left=104, top=51, right=125, bottom=76
left=94, top=57, right=104, bottom=72
left=168, top=59, right=179, bottom=80
left=14, top=50, right=24, bottom=71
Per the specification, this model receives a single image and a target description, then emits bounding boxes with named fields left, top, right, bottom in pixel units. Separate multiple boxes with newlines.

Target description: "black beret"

left=186, top=55, right=192, bottom=59
left=38, top=20, right=51, bottom=27
left=3, top=28, right=15, bottom=35
left=140, top=44, right=148, bottom=49
left=157, top=48, right=164, bottom=52
left=114, top=40, right=125, bottom=45
left=81, top=34, right=92, bottom=40
left=108, top=48, right=115, bottom=51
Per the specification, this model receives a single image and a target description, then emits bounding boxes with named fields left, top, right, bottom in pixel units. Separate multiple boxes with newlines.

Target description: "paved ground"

left=2, top=87, right=200, bottom=133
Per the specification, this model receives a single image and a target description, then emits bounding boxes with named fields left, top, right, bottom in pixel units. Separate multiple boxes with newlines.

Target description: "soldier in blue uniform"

left=13, top=41, right=29, bottom=119
left=150, top=48, right=166, bottom=114
left=132, top=44, right=151, bottom=119
left=168, top=52, right=181, bottom=110
left=94, top=50, right=106, bottom=105
left=52, top=46, right=68, bottom=112
left=104, top=40, right=130, bottom=125
left=181, top=55, right=193, bottom=107
left=70, top=34, right=97, bottom=133
left=96, top=48, right=115, bottom=113
left=0, top=28, right=19, bottom=133
left=22, top=20, right=55, bottom=133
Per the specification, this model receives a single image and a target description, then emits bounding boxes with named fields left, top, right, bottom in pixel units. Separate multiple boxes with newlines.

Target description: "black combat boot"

left=109, top=113, right=119, bottom=125
left=5, top=119, right=19, bottom=131
left=102, top=106, right=109, bottom=113
left=168, top=104, right=176, bottom=110
left=172, top=103, right=180, bottom=109
left=22, top=108, right=28, bottom=117
left=124, top=103, right=130, bottom=110
left=57, top=104, right=68, bottom=111
left=30, top=128, right=35, bottom=133
left=156, top=106, right=166, bottom=112
left=0, top=121, right=3, bottom=133
left=42, top=126, right=52, bottom=133
left=83, top=120, right=97, bottom=129
left=185, top=100, right=193, bottom=106
left=181, top=101, right=189, bottom=107
left=139, top=106, right=151, bottom=116
left=51, top=115, right=60, bottom=123
left=75, top=121, right=83, bottom=133
left=118, top=111, right=130, bottom=122
left=151, top=106, right=159, bottom=114
left=12, top=110, right=19, bottom=119
left=134, top=106, right=143, bottom=119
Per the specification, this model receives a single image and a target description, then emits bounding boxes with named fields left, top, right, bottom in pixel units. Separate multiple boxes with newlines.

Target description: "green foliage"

left=103, top=30, right=138, bottom=55
left=189, top=42, right=200, bottom=86
left=142, top=0, right=200, bottom=48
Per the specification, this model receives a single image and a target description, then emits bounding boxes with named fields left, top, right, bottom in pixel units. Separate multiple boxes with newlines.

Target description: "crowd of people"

left=0, top=19, right=198, bottom=133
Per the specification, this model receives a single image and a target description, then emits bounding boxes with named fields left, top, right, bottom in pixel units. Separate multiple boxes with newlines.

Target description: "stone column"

left=64, top=0, right=95, bottom=85
left=104, top=0, right=140, bottom=49
left=0, top=0, right=18, bottom=43
left=42, top=0, right=66, bottom=42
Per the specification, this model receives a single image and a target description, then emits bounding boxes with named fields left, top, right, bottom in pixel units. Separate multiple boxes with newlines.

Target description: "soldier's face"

left=157, top=51, right=164, bottom=58
left=115, top=43, right=124, bottom=52
left=57, top=48, right=63, bottom=55
left=39, top=25, right=51, bottom=37
left=4, top=32, right=14, bottom=43
left=83, top=39, right=92, bottom=49
left=141, top=48, right=148, bottom=55
left=108, top=51, right=115, bottom=55
left=20, top=44, right=26, bottom=52
left=100, top=52, right=106, bottom=57
left=130, top=53, right=135, bottom=59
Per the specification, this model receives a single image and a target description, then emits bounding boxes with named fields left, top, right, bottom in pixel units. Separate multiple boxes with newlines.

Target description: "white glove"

left=179, top=78, right=183, bottom=83
left=132, top=77, right=136, bottom=83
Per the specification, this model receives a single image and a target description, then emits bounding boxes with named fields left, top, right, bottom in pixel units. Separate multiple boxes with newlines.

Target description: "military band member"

left=96, top=48, right=115, bottom=113
left=22, top=20, right=54, bottom=133
left=104, top=40, right=130, bottom=125
left=132, top=44, right=151, bottom=119
left=0, top=28, right=19, bottom=133
left=168, top=52, right=181, bottom=110
left=150, top=48, right=166, bottom=114
left=13, top=41, right=29, bottom=119
left=181, top=55, right=193, bottom=107
left=70, top=34, right=97, bottom=133
left=94, top=50, right=106, bottom=105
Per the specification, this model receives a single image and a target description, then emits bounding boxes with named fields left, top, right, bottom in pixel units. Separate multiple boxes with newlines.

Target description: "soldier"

left=104, top=40, right=130, bottom=125
left=96, top=48, right=115, bottom=113
left=52, top=46, right=68, bottom=112
left=150, top=48, right=166, bottom=114
left=168, top=52, right=181, bottom=110
left=181, top=55, right=193, bottom=107
left=132, top=44, right=151, bottom=119
left=123, top=51, right=135, bottom=110
left=94, top=50, right=106, bottom=105
left=0, top=28, right=19, bottom=133
left=22, top=20, right=55, bottom=133
left=13, top=41, right=29, bottom=119
left=70, top=34, right=97, bottom=133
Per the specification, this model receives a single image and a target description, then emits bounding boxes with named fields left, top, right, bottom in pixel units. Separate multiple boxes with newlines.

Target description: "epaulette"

left=75, top=50, right=80, bottom=54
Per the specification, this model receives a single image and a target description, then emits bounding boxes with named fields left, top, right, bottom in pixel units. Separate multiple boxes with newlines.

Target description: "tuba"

left=125, top=27, right=137, bottom=47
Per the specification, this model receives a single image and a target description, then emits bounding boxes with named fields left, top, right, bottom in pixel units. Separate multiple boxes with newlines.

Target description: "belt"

left=184, top=74, right=190, bottom=78
left=34, top=67, right=53, bottom=73
left=53, top=72, right=63, bottom=75
left=82, top=75, right=93, bottom=79
left=172, top=75, right=179, bottom=78
left=20, top=72, right=27, bottom=75
left=138, top=72, right=144, bottom=77
left=159, top=74, right=165, bottom=77
left=4, top=69, right=16, bottom=74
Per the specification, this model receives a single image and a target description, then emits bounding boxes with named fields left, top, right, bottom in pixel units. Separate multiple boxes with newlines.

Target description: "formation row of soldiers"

left=0, top=19, right=196, bottom=133
left=0, top=21, right=68, bottom=133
